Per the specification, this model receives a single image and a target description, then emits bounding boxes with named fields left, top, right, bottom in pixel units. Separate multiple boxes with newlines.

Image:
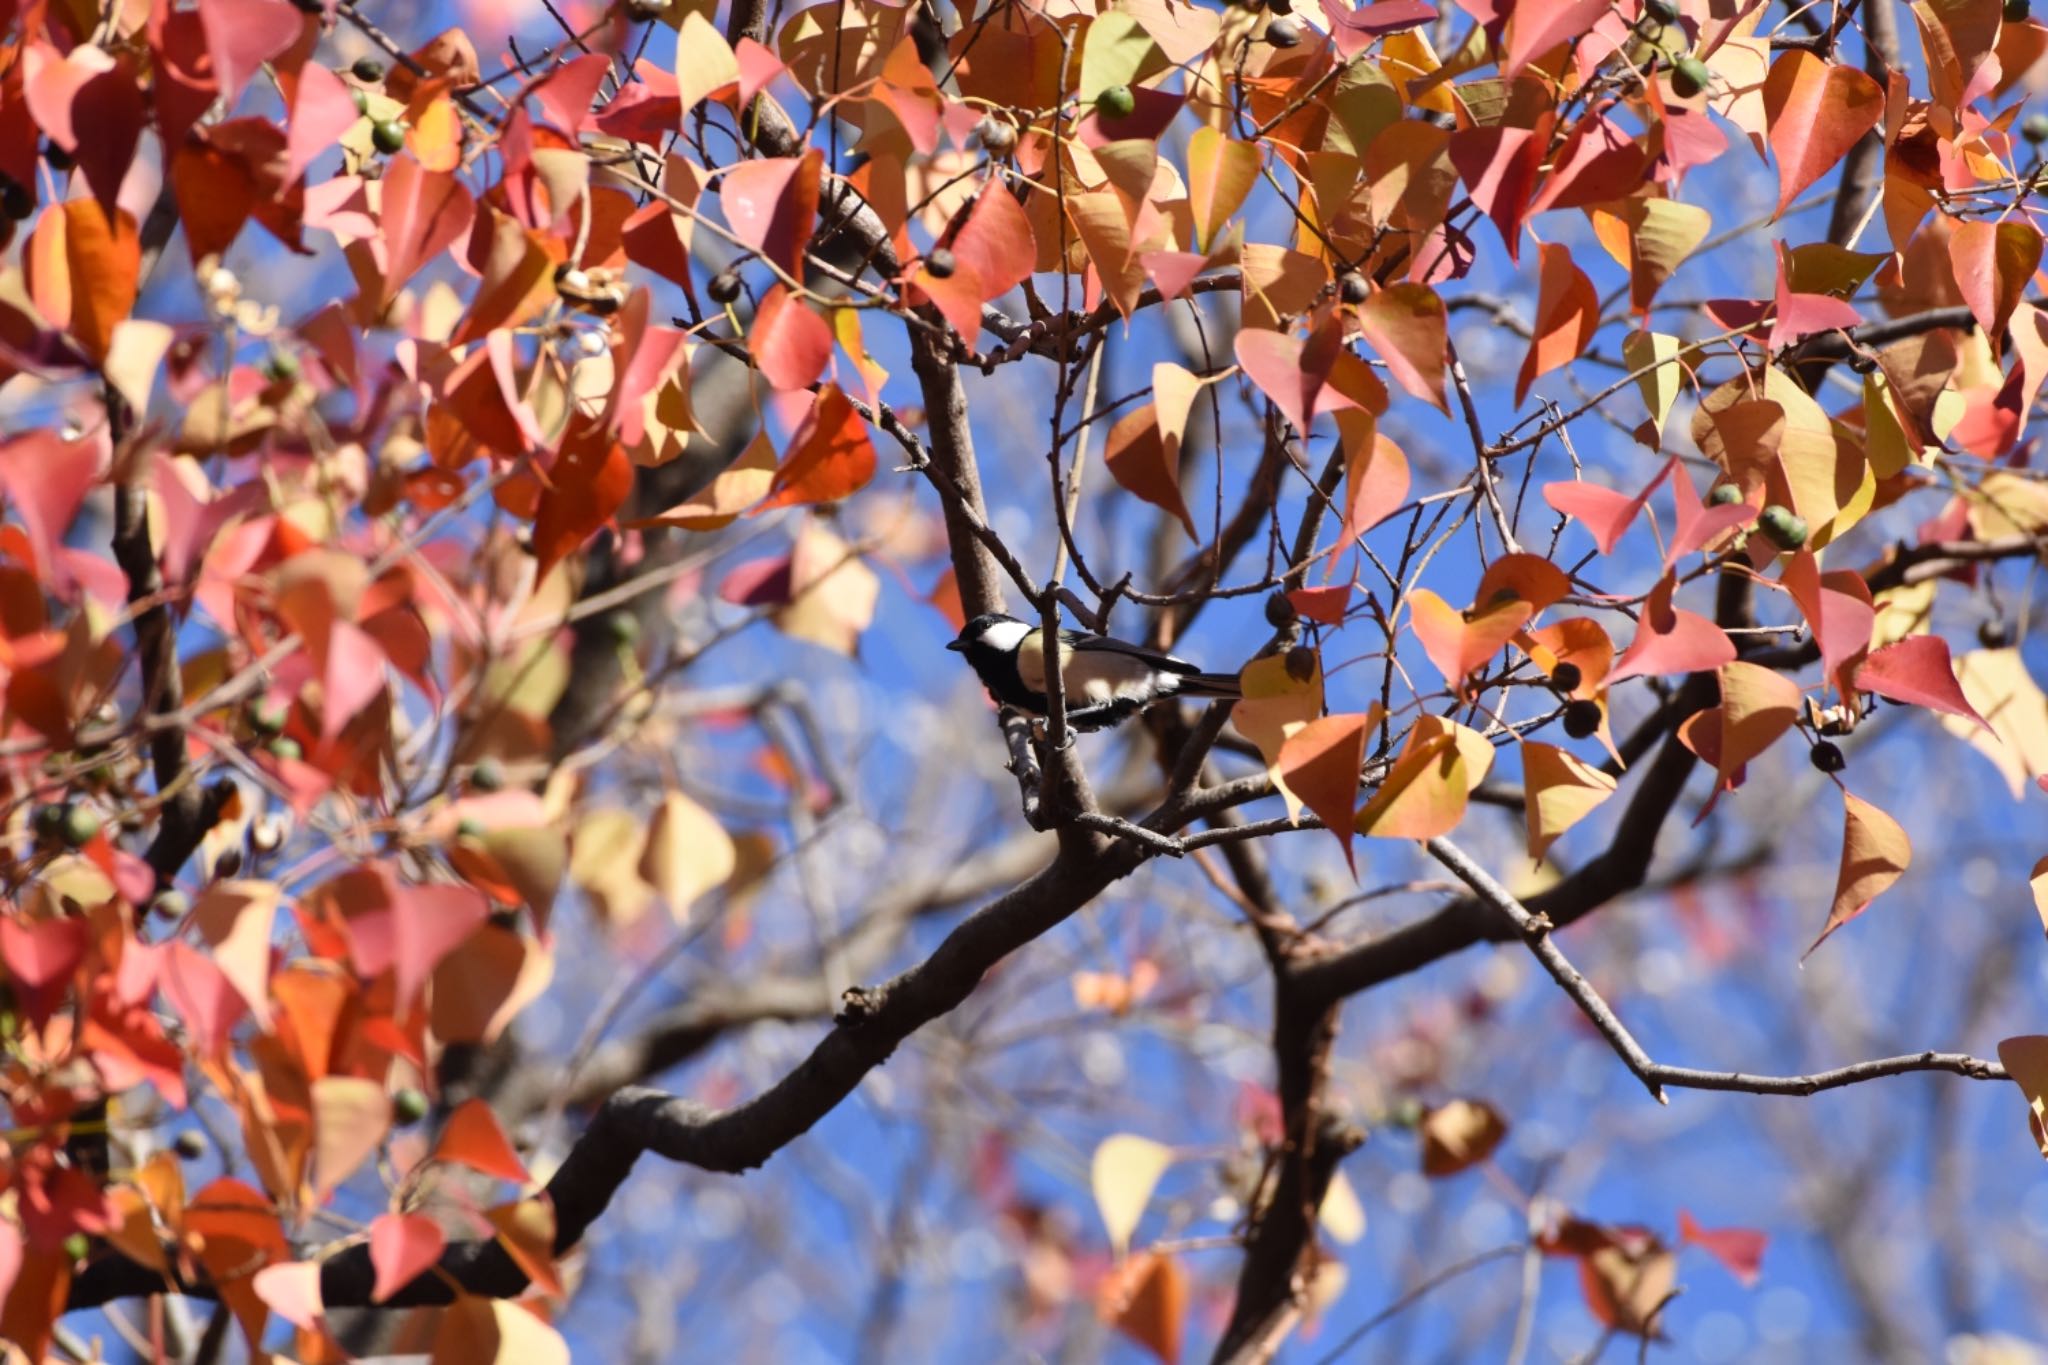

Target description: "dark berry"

left=1549, top=662, right=1583, bottom=693
left=925, top=247, right=957, bottom=279
left=32, top=804, right=65, bottom=844
left=707, top=269, right=743, bottom=304
left=0, top=176, right=31, bottom=220
left=352, top=56, right=387, bottom=83
left=2006, top=0, right=2029, bottom=23
left=1339, top=271, right=1370, bottom=304
left=1644, top=0, right=1681, bottom=23
left=173, top=1131, right=208, bottom=1160
left=1284, top=644, right=1317, bottom=682
left=975, top=115, right=1017, bottom=156
left=2026, top=113, right=2048, bottom=144
left=1265, top=592, right=1297, bottom=628
left=1979, top=618, right=2012, bottom=649
left=1265, top=16, right=1303, bottom=46
left=1562, top=699, right=1601, bottom=738
left=1810, top=740, right=1845, bottom=773
left=43, top=142, right=73, bottom=172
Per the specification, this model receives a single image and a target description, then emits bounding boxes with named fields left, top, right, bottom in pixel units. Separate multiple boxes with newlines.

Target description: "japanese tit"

left=946, top=612, right=1242, bottom=731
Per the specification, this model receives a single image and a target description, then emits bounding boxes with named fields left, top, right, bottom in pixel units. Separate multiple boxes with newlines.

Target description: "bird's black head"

left=946, top=612, right=1026, bottom=653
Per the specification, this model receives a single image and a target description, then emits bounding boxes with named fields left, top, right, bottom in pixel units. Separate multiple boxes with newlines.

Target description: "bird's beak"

left=945, top=639, right=965, bottom=652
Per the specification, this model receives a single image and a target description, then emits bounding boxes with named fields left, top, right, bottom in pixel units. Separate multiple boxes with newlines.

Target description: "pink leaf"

left=1609, top=576, right=1736, bottom=684
left=196, top=0, right=306, bottom=110
left=1235, top=329, right=1326, bottom=434
left=1854, top=635, right=1991, bottom=731
left=1779, top=551, right=1873, bottom=696
left=721, top=152, right=821, bottom=279
left=392, top=883, right=490, bottom=1011
left=525, top=53, right=612, bottom=135
left=1448, top=125, right=1541, bottom=260
left=286, top=62, right=362, bottom=185
left=1320, top=0, right=1437, bottom=54
left=750, top=284, right=833, bottom=392
left=1288, top=584, right=1351, bottom=625
left=1678, top=1210, right=1766, bottom=1288
left=0, top=915, right=87, bottom=990
left=319, top=619, right=387, bottom=738
left=1544, top=457, right=1670, bottom=555
left=1504, top=0, right=1613, bottom=74
left=0, top=430, right=101, bottom=587
left=253, top=1261, right=323, bottom=1331
left=1666, top=460, right=1756, bottom=565
left=370, top=1212, right=448, bottom=1303
left=379, top=158, right=476, bottom=307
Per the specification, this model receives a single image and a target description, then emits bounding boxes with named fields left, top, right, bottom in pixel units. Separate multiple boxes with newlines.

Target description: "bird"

left=946, top=612, right=1242, bottom=732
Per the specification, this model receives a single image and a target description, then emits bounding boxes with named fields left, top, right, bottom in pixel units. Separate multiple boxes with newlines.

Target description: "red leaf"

left=0, top=431, right=101, bottom=585
left=524, top=53, right=611, bottom=135
left=379, top=157, right=477, bottom=307
left=1677, top=1210, right=1766, bottom=1288
left=1288, top=584, right=1351, bottom=625
left=1854, top=635, right=1991, bottom=731
left=1779, top=550, right=1873, bottom=697
left=432, top=1098, right=530, bottom=1184
left=1104, top=402, right=1197, bottom=540
left=1355, top=284, right=1449, bottom=410
left=196, top=0, right=306, bottom=109
left=750, top=284, right=833, bottom=392
left=531, top=423, right=633, bottom=580
left=1609, top=575, right=1736, bottom=683
left=1516, top=242, right=1599, bottom=404
left=757, top=385, right=877, bottom=512
left=1504, top=0, right=1612, bottom=75
left=1449, top=126, right=1542, bottom=261
left=1762, top=51, right=1884, bottom=218
left=369, top=1212, right=447, bottom=1303
left=721, top=151, right=822, bottom=279
left=948, top=183, right=1036, bottom=303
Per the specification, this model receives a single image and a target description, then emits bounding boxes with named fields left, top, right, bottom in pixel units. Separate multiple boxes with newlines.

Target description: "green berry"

left=370, top=119, right=408, bottom=155
left=268, top=737, right=303, bottom=762
left=925, top=246, right=957, bottom=279
left=1549, top=662, right=1583, bottom=693
left=60, top=805, right=100, bottom=849
left=455, top=817, right=486, bottom=841
left=1707, top=483, right=1743, bottom=507
left=603, top=611, right=641, bottom=647
left=393, top=1088, right=430, bottom=1124
left=470, top=758, right=506, bottom=792
left=1387, top=1097, right=1425, bottom=1129
left=1264, top=16, right=1303, bottom=46
left=352, top=56, right=387, bottom=83
left=707, top=270, right=743, bottom=304
left=262, top=348, right=300, bottom=383
left=1810, top=740, right=1845, bottom=773
left=2025, top=113, right=2048, bottom=144
left=1562, top=699, right=1601, bottom=738
left=351, top=86, right=371, bottom=116
left=1094, top=84, right=1138, bottom=119
left=1670, top=56, right=1711, bottom=98
left=62, top=1233, right=89, bottom=1262
left=248, top=700, right=287, bottom=737
left=1758, top=504, right=1808, bottom=551
left=150, top=890, right=190, bottom=921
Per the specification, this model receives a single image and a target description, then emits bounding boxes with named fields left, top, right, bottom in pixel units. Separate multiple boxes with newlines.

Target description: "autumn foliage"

left=2, top=0, right=2048, bottom=1358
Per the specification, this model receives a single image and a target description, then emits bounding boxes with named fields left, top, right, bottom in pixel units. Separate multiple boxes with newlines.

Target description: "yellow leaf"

left=1942, top=648, right=2048, bottom=798
left=1356, top=715, right=1491, bottom=841
left=1521, top=741, right=1618, bottom=862
left=2031, top=856, right=2048, bottom=938
left=1419, top=1098, right=1506, bottom=1177
left=676, top=9, right=739, bottom=116
left=310, top=1076, right=390, bottom=1197
left=1230, top=651, right=1325, bottom=823
left=1091, top=1134, right=1175, bottom=1257
left=638, top=789, right=737, bottom=921
left=569, top=808, right=653, bottom=927
left=1318, top=1170, right=1366, bottom=1244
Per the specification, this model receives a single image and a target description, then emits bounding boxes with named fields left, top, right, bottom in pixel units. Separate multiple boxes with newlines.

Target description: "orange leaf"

left=26, top=200, right=139, bottom=363
left=1104, top=401, right=1196, bottom=540
left=1762, top=51, right=1884, bottom=218
left=1516, top=242, right=1599, bottom=405
left=1608, top=575, right=1736, bottom=683
left=1695, top=661, right=1802, bottom=819
left=1356, top=716, right=1491, bottom=841
left=1419, top=1098, right=1506, bottom=1176
left=310, top=1076, right=390, bottom=1196
left=1354, top=283, right=1448, bottom=411
left=1806, top=790, right=1911, bottom=957
left=1096, top=1250, right=1186, bottom=1365
left=379, top=155, right=476, bottom=308
left=1276, top=709, right=1380, bottom=872
left=1677, top=1209, right=1766, bottom=1287
left=432, top=1098, right=530, bottom=1184
left=758, top=385, right=876, bottom=512
left=1997, top=1035, right=2048, bottom=1157
left=1231, top=651, right=1325, bottom=822
left=530, top=423, right=632, bottom=581
left=1949, top=219, right=2041, bottom=342
left=1336, top=415, right=1409, bottom=546
left=749, top=283, right=833, bottom=392
left=485, top=1198, right=561, bottom=1297
left=1185, top=127, right=1259, bottom=254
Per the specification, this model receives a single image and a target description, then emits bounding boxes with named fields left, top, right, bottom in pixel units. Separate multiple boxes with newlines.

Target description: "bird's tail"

left=1177, top=672, right=1243, bottom=699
